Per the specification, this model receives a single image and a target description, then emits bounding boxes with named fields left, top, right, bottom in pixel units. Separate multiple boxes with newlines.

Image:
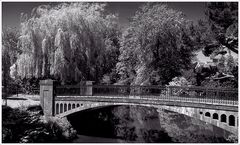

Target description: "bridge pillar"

left=86, top=81, right=93, bottom=96
left=40, top=79, right=55, bottom=117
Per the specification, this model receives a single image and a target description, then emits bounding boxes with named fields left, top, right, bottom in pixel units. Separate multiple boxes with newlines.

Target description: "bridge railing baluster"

left=211, top=90, right=214, bottom=104
left=230, top=91, right=232, bottom=105
left=230, top=91, right=233, bottom=105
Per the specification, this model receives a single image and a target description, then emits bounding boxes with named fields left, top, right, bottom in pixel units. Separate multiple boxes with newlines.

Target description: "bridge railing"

left=92, top=85, right=167, bottom=97
left=168, top=86, right=238, bottom=99
left=55, top=85, right=167, bottom=96
left=55, top=85, right=83, bottom=96
left=168, top=86, right=238, bottom=104
left=55, top=85, right=238, bottom=104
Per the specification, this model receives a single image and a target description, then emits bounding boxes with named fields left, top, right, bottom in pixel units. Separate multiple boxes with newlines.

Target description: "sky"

left=2, top=2, right=213, bottom=62
left=2, top=2, right=206, bottom=28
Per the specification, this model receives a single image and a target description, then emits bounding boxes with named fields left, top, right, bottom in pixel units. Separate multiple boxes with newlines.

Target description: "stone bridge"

left=40, top=79, right=238, bottom=135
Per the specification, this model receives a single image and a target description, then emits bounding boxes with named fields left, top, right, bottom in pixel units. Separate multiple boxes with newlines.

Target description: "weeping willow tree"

left=15, top=3, right=120, bottom=84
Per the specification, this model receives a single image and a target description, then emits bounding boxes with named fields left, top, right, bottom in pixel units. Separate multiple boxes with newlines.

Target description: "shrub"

left=168, top=77, right=192, bottom=87
left=2, top=105, right=76, bottom=143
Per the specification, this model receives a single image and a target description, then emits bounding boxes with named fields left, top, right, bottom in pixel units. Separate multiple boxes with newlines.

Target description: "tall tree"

left=2, top=28, right=20, bottom=89
left=117, top=3, right=199, bottom=85
left=15, top=3, right=120, bottom=84
left=2, top=28, right=20, bottom=65
left=116, top=27, right=138, bottom=85
left=2, top=46, right=11, bottom=87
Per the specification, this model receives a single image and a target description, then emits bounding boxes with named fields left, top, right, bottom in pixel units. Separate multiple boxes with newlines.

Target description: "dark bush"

left=201, top=79, right=237, bottom=89
left=2, top=105, right=75, bottom=143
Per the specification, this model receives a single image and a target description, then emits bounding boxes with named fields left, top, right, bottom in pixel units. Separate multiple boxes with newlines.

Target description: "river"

left=67, top=105, right=233, bottom=143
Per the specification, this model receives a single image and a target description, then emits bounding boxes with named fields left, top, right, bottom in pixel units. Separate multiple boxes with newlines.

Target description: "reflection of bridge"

left=40, top=80, right=238, bottom=135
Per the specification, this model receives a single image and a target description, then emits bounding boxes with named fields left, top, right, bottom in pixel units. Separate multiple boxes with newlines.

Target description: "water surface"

left=67, top=105, right=232, bottom=143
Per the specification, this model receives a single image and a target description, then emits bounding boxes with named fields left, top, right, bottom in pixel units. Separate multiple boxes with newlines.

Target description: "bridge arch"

left=53, top=100, right=238, bottom=135
left=56, top=103, right=157, bottom=117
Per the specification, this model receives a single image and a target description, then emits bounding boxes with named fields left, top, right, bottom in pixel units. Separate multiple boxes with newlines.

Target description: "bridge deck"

left=55, top=95, right=238, bottom=111
left=54, top=85, right=238, bottom=111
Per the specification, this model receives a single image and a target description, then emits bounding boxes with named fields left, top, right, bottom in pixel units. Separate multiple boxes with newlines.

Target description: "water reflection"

left=67, top=105, right=232, bottom=143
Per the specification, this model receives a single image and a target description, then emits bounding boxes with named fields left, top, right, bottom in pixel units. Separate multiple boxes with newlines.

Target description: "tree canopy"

left=3, top=2, right=237, bottom=88
left=2, top=28, right=20, bottom=87
left=117, top=3, right=199, bottom=85
left=15, top=3, right=121, bottom=84
left=202, top=2, right=238, bottom=57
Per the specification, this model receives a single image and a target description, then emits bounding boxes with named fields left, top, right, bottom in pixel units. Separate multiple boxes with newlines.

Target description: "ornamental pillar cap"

left=40, top=79, right=55, bottom=85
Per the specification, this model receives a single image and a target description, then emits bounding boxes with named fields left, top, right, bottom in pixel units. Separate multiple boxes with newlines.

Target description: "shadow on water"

left=67, top=106, right=117, bottom=139
left=67, top=105, right=232, bottom=143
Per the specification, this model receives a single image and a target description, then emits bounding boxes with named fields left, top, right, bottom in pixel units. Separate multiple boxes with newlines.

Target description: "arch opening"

left=220, top=114, right=226, bottom=123
left=68, top=103, right=71, bottom=110
left=56, top=103, right=59, bottom=114
left=60, top=104, right=63, bottom=113
left=205, top=112, right=211, bottom=117
left=64, top=104, right=67, bottom=112
left=229, top=115, right=235, bottom=126
left=213, top=113, right=218, bottom=120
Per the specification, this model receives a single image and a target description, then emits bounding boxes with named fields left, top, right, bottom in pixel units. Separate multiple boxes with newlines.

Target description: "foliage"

left=201, top=79, right=237, bottom=89
left=2, top=27, right=20, bottom=64
left=226, top=134, right=238, bottom=143
left=117, top=3, right=199, bottom=85
left=202, top=2, right=238, bottom=57
left=3, top=2, right=238, bottom=89
left=2, top=28, right=20, bottom=89
left=18, top=77, right=40, bottom=94
left=168, top=77, right=192, bottom=87
left=116, top=27, right=138, bottom=85
left=15, top=3, right=120, bottom=84
left=181, top=68, right=197, bottom=85
left=2, top=105, right=76, bottom=143
left=216, top=54, right=238, bottom=74
left=226, top=54, right=236, bottom=73
left=2, top=45, right=11, bottom=87
left=101, top=68, right=119, bottom=84
left=217, top=55, right=226, bottom=73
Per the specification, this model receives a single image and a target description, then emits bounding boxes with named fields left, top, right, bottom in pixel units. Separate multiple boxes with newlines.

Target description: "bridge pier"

left=40, top=79, right=55, bottom=118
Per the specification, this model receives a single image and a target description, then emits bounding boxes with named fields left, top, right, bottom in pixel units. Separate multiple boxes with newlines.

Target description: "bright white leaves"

left=16, top=3, right=120, bottom=83
left=16, top=53, right=34, bottom=78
